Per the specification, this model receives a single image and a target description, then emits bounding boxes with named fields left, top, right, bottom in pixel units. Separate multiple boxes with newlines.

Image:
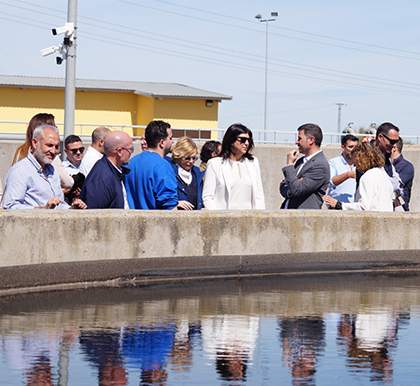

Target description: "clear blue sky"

left=1, top=0, right=419, bottom=141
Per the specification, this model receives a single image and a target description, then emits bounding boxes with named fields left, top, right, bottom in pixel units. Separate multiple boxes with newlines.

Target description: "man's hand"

left=42, top=197, right=63, bottom=209
left=177, top=200, right=195, bottom=211
left=287, top=150, right=299, bottom=165
left=71, top=198, right=87, bottom=209
left=322, top=195, right=338, bottom=209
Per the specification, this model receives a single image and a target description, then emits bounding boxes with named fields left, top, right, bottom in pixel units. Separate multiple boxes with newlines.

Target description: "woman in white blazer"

left=203, top=123, right=265, bottom=210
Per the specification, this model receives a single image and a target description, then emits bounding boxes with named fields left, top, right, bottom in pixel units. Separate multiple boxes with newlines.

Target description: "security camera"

left=41, top=46, right=59, bottom=57
left=52, top=22, right=74, bottom=36
left=56, top=57, right=63, bottom=65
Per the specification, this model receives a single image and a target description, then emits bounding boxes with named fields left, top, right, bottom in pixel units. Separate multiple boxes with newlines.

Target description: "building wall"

left=0, top=87, right=220, bottom=138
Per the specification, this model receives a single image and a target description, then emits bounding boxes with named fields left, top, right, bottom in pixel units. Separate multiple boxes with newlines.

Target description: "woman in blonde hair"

left=168, top=137, right=205, bottom=210
left=323, top=142, right=393, bottom=211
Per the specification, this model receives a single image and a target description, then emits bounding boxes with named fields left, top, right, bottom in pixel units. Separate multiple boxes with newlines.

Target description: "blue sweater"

left=125, top=151, right=178, bottom=210
left=80, top=156, right=128, bottom=209
left=167, top=159, right=204, bottom=210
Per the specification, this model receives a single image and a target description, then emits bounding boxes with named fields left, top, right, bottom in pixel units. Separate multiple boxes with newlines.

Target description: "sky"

left=1, top=0, right=420, bottom=143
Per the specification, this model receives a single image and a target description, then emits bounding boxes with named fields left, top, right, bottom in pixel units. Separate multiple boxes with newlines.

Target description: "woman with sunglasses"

left=168, top=137, right=205, bottom=210
left=203, top=123, right=265, bottom=210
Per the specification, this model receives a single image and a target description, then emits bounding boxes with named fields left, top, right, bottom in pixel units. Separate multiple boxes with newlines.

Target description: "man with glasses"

left=373, top=122, right=404, bottom=209
left=80, top=131, right=133, bottom=209
left=63, top=135, right=84, bottom=175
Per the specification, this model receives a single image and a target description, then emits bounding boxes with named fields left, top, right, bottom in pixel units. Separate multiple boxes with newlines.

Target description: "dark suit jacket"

left=80, top=156, right=129, bottom=209
left=280, top=151, right=330, bottom=209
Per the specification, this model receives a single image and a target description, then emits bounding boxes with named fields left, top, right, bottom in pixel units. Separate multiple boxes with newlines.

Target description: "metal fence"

left=0, top=120, right=419, bottom=145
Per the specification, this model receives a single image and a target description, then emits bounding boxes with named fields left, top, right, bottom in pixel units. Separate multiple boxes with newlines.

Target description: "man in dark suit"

left=80, top=130, right=133, bottom=209
left=280, top=123, right=330, bottom=209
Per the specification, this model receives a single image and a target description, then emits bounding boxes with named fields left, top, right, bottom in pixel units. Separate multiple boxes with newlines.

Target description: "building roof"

left=0, top=75, right=233, bottom=102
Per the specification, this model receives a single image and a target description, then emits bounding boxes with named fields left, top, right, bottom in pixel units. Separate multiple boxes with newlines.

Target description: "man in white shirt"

left=328, top=134, right=359, bottom=203
left=79, top=126, right=110, bottom=177
left=62, top=135, right=84, bottom=176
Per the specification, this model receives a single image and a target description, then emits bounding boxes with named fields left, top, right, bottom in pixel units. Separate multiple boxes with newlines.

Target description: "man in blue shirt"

left=125, top=120, right=180, bottom=210
left=328, top=134, right=359, bottom=203
left=3, top=125, right=86, bottom=210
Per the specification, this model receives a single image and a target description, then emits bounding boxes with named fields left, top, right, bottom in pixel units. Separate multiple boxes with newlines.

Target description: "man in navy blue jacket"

left=80, top=131, right=133, bottom=209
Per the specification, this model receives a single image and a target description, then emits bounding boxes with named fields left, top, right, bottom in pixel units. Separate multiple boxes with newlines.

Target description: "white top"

left=62, top=159, right=80, bottom=176
left=79, top=146, right=103, bottom=177
left=203, top=156, right=265, bottom=210
left=227, top=159, right=253, bottom=210
left=52, top=155, right=74, bottom=189
left=342, top=167, right=393, bottom=211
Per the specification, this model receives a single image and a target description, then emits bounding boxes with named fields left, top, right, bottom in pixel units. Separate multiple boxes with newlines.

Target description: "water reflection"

left=1, top=273, right=420, bottom=385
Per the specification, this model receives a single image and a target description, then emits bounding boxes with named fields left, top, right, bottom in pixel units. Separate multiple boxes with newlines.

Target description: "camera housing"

left=52, top=22, right=74, bottom=37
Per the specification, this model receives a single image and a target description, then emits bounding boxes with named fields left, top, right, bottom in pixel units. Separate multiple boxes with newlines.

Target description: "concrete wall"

left=1, top=210, right=420, bottom=290
left=1, top=141, right=419, bottom=211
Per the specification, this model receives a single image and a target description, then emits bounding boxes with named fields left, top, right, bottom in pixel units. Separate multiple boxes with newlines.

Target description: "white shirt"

left=342, top=168, right=393, bottom=211
left=62, top=159, right=80, bottom=176
left=79, top=146, right=103, bottom=177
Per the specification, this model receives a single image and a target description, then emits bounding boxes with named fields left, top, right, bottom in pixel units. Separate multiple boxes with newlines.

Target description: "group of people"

left=0, top=113, right=414, bottom=212
left=281, top=122, right=414, bottom=212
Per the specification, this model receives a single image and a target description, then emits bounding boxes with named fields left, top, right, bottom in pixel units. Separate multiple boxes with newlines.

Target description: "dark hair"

left=200, top=140, right=221, bottom=163
left=12, top=113, right=55, bottom=165
left=396, top=137, right=403, bottom=153
left=297, top=123, right=323, bottom=147
left=65, top=134, right=82, bottom=149
left=376, top=122, right=399, bottom=139
left=220, top=123, right=254, bottom=160
left=341, top=134, right=359, bottom=146
left=145, top=120, right=171, bottom=148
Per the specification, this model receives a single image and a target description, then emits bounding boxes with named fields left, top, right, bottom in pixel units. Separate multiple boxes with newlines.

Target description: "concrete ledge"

left=1, top=210, right=420, bottom=291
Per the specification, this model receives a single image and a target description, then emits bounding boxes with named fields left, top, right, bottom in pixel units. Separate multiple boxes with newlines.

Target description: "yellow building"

left=0, top=75, right=232, bottom=138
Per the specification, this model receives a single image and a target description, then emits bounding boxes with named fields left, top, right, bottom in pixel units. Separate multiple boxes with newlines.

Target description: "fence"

left=0, top=120, right=419, bottom=145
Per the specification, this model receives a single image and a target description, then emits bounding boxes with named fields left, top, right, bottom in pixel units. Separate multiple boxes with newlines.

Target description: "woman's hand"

left=322, top=195, right=338, bottom=209
left=177, top=200, right=195, bottom=211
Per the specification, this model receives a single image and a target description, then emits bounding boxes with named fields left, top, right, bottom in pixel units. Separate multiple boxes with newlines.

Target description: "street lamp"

left=255, top=12, right=277, bottom=142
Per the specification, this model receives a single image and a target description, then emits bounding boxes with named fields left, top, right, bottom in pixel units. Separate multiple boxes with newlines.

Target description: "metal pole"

left=264, top=20, right=268, bottom=142
left=64, top=0, right=77, bottom=140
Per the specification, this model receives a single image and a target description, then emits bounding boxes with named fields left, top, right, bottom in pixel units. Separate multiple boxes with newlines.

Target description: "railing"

left=0, top=120, right=419, bottom=145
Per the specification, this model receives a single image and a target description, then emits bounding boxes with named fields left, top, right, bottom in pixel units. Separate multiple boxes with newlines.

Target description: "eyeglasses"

left=382, top=133, right=399, bottom=145
left=117, top=146, right=135, bottom=153
left=236, top=137, right=252, bottom=144
left=183, top=156, right=198, bottom=161
left=69, top=147, right=85, bottom=154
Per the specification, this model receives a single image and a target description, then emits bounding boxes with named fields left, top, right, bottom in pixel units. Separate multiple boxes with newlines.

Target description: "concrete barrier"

left=1, top=210, right=420, bottom=291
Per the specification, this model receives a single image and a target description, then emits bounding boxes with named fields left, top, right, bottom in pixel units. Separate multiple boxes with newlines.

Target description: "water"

left=1, top=273, right=420, bottom=385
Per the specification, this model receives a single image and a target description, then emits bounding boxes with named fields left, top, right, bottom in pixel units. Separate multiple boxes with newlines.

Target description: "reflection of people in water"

left=336, top=310, right=410, bottom=383
left=279, top=316, right=326, bottom=385
left=79, top=329, right=128, bottom=385
left=2, top=330, right=61, bottom=386
left=121, top=322, right=176, bottom=385
left=169, top=317, right=200, bottom=373
left=201, top=315, right=259, bottom=383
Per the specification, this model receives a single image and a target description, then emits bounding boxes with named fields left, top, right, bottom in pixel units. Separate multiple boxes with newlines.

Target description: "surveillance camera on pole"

left=52, top=22, right=74, bottom=37
left=41, top=22, right=74, bottom=65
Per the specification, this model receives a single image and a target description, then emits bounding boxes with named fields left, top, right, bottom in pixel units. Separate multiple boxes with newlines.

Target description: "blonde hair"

left=352, top=142, right=385, bottom=173
left=172, top=137, right=197, bottom=162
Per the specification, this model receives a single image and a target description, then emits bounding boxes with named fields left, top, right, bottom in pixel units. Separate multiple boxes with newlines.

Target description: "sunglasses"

left=382, top=133, right=399, bottom=145
left=118, top=146, right=135, bottom=153
left=69, top=147, right=85, bottom=154
left=236, top=137, right=252, bottom=144
left=184, top=156, right=198, bottom=161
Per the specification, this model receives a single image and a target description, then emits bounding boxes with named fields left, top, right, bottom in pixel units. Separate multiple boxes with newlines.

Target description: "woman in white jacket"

left=203, top=123, right=265, bottom=210
left=323, top=142, right=393, bottom=211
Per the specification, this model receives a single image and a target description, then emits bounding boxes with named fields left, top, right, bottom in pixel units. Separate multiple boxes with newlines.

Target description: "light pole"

left=255, top=12, right=277, bottom=142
